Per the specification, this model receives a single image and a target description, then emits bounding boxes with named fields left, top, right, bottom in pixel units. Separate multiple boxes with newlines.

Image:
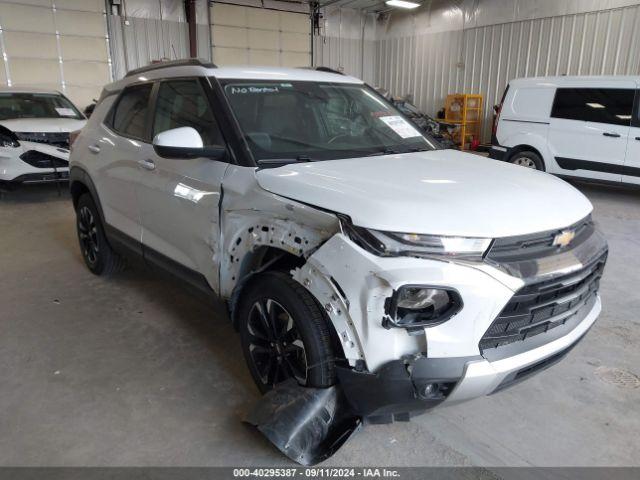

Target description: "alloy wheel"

left=512, top=156, right=537, bottom=169
left=78, top=206, right=99, bottom=265
left=246, top=298, right=308, bottom=388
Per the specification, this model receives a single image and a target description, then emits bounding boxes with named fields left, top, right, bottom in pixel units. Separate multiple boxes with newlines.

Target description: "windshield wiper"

left=257, top=155, right=313, bottom=167
left=367, top=147, right=398, bottom=156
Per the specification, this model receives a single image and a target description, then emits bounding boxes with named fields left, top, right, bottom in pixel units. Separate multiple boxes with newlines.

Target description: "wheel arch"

left=506, top=145, right=546, bottom=170
left=228, top=245, right=308, bottom=329
left=228, top=244, right=347, bottom=361
left=69, top=167, right=105, bottom=223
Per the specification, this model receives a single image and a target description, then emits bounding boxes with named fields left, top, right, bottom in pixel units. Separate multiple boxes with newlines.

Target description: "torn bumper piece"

left=245, top=379, right=361, bottom=466
left=336, top=356, right=475, bottom=423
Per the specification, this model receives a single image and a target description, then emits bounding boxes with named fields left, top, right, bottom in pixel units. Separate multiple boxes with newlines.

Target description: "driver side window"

left=152, top=80, right=224, bottom=147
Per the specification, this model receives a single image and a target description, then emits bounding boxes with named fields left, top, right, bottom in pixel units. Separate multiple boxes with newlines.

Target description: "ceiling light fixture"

left=385, top=0, right=421, bottom=9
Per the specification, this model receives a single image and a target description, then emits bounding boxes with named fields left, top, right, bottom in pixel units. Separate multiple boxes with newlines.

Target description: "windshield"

left=0, top=93, right=83, bottom=121
left=219, top=80, right=437, bottom=162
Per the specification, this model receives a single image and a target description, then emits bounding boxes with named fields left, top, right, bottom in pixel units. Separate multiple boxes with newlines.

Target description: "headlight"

left=340, top=217, right=492, bottom=261
left=384, top=285, right=463, bottom=332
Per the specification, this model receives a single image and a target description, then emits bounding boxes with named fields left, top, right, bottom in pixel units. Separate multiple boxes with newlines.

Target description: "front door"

left=136, top=78, right=229, bottom=292
left=548, top=84, right=636, bottom=183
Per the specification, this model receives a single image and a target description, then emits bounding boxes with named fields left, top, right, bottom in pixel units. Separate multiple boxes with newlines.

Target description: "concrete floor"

left=0, top=181, right=639, bottom=467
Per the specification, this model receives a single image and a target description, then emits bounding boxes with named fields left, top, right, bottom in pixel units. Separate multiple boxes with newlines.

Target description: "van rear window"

left=551, top=88, right=634, bottom=126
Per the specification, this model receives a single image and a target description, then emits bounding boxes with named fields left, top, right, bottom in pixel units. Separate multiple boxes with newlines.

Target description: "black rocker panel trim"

left=103, top=224, right=213, bottom=295
left=556, top=157, right=640, bottom=177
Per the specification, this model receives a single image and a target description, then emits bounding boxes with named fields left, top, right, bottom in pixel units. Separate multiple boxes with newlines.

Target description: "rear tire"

left=75, top=193, right=125, bottom=276
left=509, top=150, right=544, bottom=170
left=238, top=271, right=336, bottom=393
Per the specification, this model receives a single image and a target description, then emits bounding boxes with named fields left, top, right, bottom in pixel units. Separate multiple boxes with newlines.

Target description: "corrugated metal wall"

left=313, top=35, right=377, bottom=84
left=312, top=7, right=377, bottom=84
left=374, top=3, right=640, bottom=142
left=109, top=15, right=189, bottom=80
left=377, top=29, right=462, bottom=111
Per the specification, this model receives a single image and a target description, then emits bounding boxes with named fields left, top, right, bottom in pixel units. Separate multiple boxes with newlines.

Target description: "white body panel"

left=138, top=150, right=228, bottom=290
left=256, top=150, right=593, bottom=238
left=302, top=233, right=516, bottom=370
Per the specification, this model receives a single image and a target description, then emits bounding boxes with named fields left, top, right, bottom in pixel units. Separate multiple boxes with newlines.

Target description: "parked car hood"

left=255, top=150, right=593, bottom=238
left=0, top=117, right=86, bottom=132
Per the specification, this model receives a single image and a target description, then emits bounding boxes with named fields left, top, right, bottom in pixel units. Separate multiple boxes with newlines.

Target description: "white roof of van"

left=509, top=75, right=640, bottom=87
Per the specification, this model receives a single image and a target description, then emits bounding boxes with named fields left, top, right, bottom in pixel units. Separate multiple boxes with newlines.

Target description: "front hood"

left=0, top=117, right=86, bottom=133
left=256, top=150, right=593, bottom=238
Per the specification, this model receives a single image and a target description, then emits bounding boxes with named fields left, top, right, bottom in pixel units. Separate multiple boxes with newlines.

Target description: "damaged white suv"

left=0, top=87, right=85, bottom=187
left=69, top=60, right=608, bottom=423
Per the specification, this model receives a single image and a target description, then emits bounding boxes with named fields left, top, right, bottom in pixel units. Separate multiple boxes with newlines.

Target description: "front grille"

left=479, top=252, right=606, bottom=352
left=15, top=131, right=70, bottom=149
left=487, top=216, right=594, bottom=262
left=20, top=150, right=68, bottom=169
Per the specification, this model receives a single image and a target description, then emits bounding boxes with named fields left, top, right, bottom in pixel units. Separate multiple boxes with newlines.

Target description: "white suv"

left=69, top=60, right=608, bottom=422
left=0, top=87, right=86, bottom=187
left=491, top=75, right=639, bottom=186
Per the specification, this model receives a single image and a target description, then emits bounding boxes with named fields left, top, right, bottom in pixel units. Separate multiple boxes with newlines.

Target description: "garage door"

left=210, top=2, right=310, bottom=68
left=0, top=0, right=110, bottom=109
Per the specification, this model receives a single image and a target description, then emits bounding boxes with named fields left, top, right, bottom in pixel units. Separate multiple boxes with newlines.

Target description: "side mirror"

left=152, top=126, right=226, bottom=160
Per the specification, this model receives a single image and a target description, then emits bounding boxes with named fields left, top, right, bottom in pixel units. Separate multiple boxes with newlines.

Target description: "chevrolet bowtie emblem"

left=553, top=229, right=575, bottom=247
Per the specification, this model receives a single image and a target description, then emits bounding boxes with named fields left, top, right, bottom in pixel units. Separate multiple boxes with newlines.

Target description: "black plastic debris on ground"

left=244, top=379, right=362, bottom=465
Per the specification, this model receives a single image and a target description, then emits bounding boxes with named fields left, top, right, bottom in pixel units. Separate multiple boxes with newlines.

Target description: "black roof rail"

left=125, top=58, right=217, bottom=78
left=314, top=66, right=344, bottom=75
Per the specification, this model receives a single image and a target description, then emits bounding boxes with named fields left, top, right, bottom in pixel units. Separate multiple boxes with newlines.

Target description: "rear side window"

left=551, top=88, right=634, bottom=126
left=111, top=83, right=153, bottom=139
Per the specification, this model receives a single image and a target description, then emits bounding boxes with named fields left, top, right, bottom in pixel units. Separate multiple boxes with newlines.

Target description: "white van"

left=490, top=76, right=640, bottom=185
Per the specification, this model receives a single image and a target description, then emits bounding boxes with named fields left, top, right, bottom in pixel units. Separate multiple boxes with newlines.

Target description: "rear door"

left=622, top=87, right=640, bottom=185
left=93, top=82, right=153, bottom=244
left=547, top=84, right=636, bottom=182
left=136, top=78, right=230, bottom=292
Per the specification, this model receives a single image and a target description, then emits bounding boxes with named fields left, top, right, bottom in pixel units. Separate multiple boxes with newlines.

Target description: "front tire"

left=75, top=193, right=125, bottom=276
left=509, top=150, right=544, bottom=170
left=238, top=271, right=336, bottom=393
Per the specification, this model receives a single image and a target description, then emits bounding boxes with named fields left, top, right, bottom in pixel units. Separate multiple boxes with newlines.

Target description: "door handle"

left=603, top=132, right=621, bottom=138
left=88, top=144, right=101, bottom=153
left=138, top=159, right=156, bottom=171
left=636, top=137, right=640, bottom=141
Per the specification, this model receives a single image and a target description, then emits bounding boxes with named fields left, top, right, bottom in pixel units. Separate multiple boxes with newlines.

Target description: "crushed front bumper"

left=336, top=295, right=599, bottom=422
left=0, top=141, right=70, bottom=184
left=446, top=295, right=600, bottom=404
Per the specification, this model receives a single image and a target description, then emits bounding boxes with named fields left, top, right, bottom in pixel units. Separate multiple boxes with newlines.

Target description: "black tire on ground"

left=509, top=150, right=545, bottom=171
left=75, top=193, right=125, bottom=276
left=238, top=271, right=336, bottom=393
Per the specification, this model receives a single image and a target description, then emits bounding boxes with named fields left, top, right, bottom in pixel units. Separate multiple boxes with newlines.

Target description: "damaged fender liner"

left=336, top=355, right=479, bottom=423
left=245, top=379, right=361, bottom=466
